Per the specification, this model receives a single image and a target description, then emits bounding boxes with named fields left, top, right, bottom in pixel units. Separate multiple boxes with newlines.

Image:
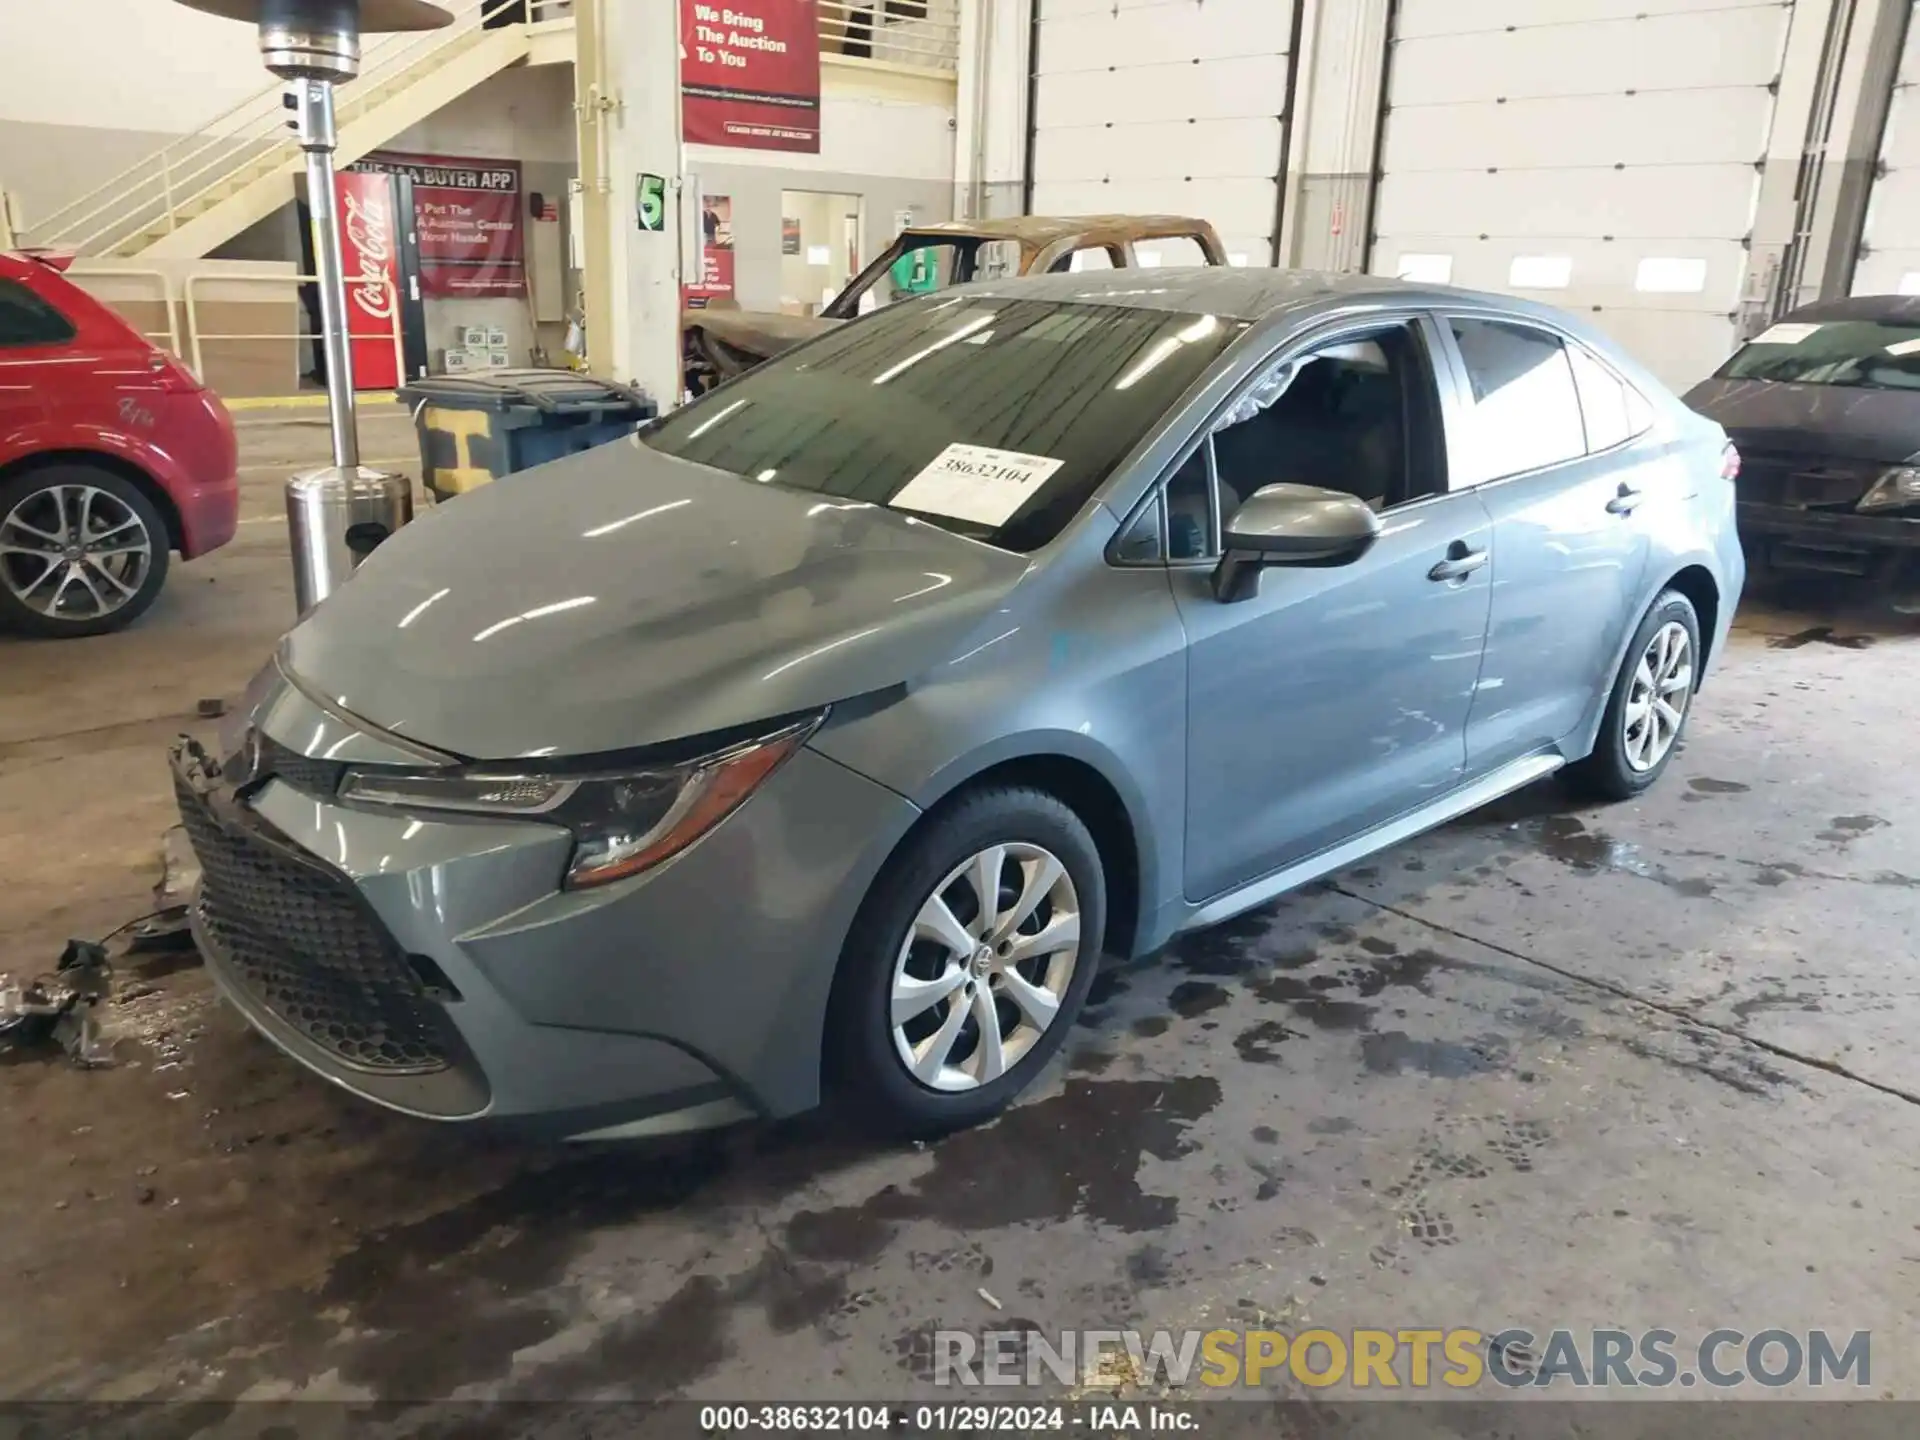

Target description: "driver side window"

left=1143, top=321, right=1447, bottom=563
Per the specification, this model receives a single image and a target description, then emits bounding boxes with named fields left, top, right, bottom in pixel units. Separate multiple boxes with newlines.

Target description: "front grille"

left=1736, top=451, right=1878, bottom=510
left=254, top=736, right=345, bottom=797
left=174, top=772, right=455, bottom=1074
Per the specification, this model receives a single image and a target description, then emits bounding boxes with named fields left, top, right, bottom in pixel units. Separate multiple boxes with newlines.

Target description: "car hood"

left=1683, top=377, right=1920, bottom=463
left=281, top=437, right=1028, bottom=760
left=687, top=308, right=840, bottom=363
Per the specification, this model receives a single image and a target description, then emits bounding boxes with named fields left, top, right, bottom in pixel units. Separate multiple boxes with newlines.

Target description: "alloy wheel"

left=889, top=843, right=1083, bottom=1092
left=0, top=484, right=154, bottom=623
left=1622, top=620, right=1693, bottom=772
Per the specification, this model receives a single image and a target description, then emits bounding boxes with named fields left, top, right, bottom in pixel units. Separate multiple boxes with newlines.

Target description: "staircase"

left=23, top=0, right=572, bottom=261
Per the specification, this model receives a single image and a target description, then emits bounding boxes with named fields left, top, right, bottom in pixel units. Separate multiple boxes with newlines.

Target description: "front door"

left=1435, top=316, right=1654, bottom=772
left=1168, top=318, right=1496, bottom=903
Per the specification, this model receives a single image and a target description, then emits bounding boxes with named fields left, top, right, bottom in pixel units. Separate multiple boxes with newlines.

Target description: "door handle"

left=1428, top=544, right=1489, bottom=582
left=1606, top=485, right=1644, bottom=515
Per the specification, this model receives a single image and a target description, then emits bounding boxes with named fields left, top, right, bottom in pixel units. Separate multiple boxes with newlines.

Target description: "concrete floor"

left=3, top=410, right=1919, bottom=1409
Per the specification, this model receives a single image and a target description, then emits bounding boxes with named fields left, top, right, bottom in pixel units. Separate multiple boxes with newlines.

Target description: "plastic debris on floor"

left=0, top=939, right=117, bottom=1067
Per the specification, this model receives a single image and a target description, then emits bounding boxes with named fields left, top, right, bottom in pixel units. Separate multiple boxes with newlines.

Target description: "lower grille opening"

left=1769, top=542, right=1877, bottom=577
left=175, top=773, right=459, bottom=1074
left=408, top=954, right=464, bottom=1003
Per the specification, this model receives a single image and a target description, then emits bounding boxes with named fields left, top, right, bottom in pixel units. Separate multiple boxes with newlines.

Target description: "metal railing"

left=25, top=0, right=573, bottom=258
left=182, top=271, right=405, bottom=396
left=66, top=267, right=182, bottom=360
left=65, top=266, right=404, bottom=399
left=818, top=0, right=960, bottom=74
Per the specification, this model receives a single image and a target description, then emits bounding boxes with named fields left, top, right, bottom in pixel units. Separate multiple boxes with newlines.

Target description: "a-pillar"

left=581, top=0, right=684, bottom=409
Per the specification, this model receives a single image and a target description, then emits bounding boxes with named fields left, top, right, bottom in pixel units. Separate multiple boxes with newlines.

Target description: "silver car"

left=171, top=269, right=1744, bottom=1140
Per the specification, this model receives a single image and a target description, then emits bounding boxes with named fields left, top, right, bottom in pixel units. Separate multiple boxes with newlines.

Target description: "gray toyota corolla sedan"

left=172, top=269, right=1743, bottom=1140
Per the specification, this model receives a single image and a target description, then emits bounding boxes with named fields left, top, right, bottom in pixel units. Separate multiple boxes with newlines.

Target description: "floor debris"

left=124, top=907, right=194, bottom=956
left=0, top=940, right=116, bottom=1067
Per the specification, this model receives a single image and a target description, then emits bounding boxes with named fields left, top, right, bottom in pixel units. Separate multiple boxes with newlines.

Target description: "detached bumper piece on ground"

left=0, top=940, right=116, bottom=1067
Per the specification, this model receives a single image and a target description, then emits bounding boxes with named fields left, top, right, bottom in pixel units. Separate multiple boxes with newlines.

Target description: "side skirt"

left=1182, top=752, right=1566, bottom=933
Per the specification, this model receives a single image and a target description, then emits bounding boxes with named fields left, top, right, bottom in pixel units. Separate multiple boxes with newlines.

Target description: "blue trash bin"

left=401, top=369, right=657, bottom=503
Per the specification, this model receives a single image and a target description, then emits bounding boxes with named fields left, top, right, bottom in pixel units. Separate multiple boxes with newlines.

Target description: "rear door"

left=1439, top=315, right=1657, bottom=773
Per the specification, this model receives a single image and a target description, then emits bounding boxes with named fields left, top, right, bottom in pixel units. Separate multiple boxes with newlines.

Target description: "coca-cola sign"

left=342, top=187, right=396, bottom=323
left=332, top=170, right=401, bottom=390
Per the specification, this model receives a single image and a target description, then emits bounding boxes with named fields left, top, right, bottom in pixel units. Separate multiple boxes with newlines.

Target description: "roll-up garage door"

left=1370, top=0, right=1795, bottom=389
left=1855, top=1, right=1920, bottom=295
left=1029, top=0, right=1299, bottom=267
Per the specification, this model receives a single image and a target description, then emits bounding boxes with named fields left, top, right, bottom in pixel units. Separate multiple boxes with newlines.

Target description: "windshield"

left=1717, top=318, right=1920, bottom=391
left=644, top=295, right=1244, bottom=551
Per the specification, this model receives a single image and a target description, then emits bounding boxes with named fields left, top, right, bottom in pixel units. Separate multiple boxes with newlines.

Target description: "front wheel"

left=827, top=786, right=1106, bottom=1138
left=0, top=466, right=170, bottom=638
left=1566, top=589, right=1701, bottom=801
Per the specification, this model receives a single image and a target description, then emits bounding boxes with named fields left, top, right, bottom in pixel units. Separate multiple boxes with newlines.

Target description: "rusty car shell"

left=682, top=214, right=1229, bottom=385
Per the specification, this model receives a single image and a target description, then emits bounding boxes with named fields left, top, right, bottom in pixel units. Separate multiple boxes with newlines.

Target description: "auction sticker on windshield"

left=1751, top=322, right=1824, bottom=346
left=891, top=444, right=1066, bottom=527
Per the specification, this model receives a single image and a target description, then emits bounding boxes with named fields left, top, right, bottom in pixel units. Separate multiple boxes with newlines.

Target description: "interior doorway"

left=780, top=189, right=863, bottom=315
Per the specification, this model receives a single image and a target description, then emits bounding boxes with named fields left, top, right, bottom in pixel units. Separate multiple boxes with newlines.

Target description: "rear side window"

left=1447, top=318, right=1587, bottom=482
left=0, top=278, right=77, bottom=348
left=1134, top=236, right=1215, bottom=268
left=1567, top=344, right=1654, bottom=452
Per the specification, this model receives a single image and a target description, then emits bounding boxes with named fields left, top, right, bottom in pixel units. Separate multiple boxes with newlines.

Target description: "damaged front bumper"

left=165, top=668, right=919, bottom=1141
left=1736, top=501, right=1920, bottom=580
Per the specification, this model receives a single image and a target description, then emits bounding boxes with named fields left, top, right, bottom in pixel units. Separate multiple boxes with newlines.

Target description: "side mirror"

left=1212, top=484, right=1382, bottom=603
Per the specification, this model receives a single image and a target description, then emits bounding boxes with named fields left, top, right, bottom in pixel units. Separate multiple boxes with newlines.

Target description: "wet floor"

left=4, top=422, right=1920, bottom=1406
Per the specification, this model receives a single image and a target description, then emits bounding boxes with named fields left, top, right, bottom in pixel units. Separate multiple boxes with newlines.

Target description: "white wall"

left=384, top=64, right=580, bottom=165
left=1373, top=0, right=1797, bottom=388
left=1030, top=0, right=1293, bottom=266
left=0, top=0, right=265, bottom=133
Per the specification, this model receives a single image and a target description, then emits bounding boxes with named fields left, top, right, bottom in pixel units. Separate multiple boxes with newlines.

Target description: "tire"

left=0, top=465, right=170, bottom=638
left=826, top=785, right=1107, bottom=1138
left=1565, top=588, right=1702, bottom=802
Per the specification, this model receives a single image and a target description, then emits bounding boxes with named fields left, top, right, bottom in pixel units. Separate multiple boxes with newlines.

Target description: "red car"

left=0, top=251, right=238, bottom=637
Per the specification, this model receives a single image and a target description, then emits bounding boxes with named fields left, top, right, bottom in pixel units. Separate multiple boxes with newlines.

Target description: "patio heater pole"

left=173, top=0, right=452, bottom=613
left=291, top=75, right=358, bottom=467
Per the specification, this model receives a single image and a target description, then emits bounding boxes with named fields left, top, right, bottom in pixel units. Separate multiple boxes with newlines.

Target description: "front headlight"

left=339, top=714, right=822, bottom=888
left=1858, top=465, right=1920, bottom=512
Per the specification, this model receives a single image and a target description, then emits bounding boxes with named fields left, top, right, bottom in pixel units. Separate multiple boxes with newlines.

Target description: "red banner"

left=333, top=169, right=401, bottom=392
left=683, top=194, right=736, bottom=309
left=350, top=151, right=525, bottom=298
left=680, top=0, right=821, bottom=153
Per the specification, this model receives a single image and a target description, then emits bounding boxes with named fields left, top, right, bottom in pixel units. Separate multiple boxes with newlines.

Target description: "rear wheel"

left=828, top=786, right=1106, bottom=1137
left=1566, top=589, right=1700, bottom=801
left=0, top=466, right=170, bottom=638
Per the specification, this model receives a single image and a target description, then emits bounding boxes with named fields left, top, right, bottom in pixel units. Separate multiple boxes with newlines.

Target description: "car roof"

left=900, top=214, right=1215, bottom=245
left=1780, top=293, right=1920, bottom=325
left=945, top=264, right=1550, bottom=324
left=938, top=265, right=1674, bottom=398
